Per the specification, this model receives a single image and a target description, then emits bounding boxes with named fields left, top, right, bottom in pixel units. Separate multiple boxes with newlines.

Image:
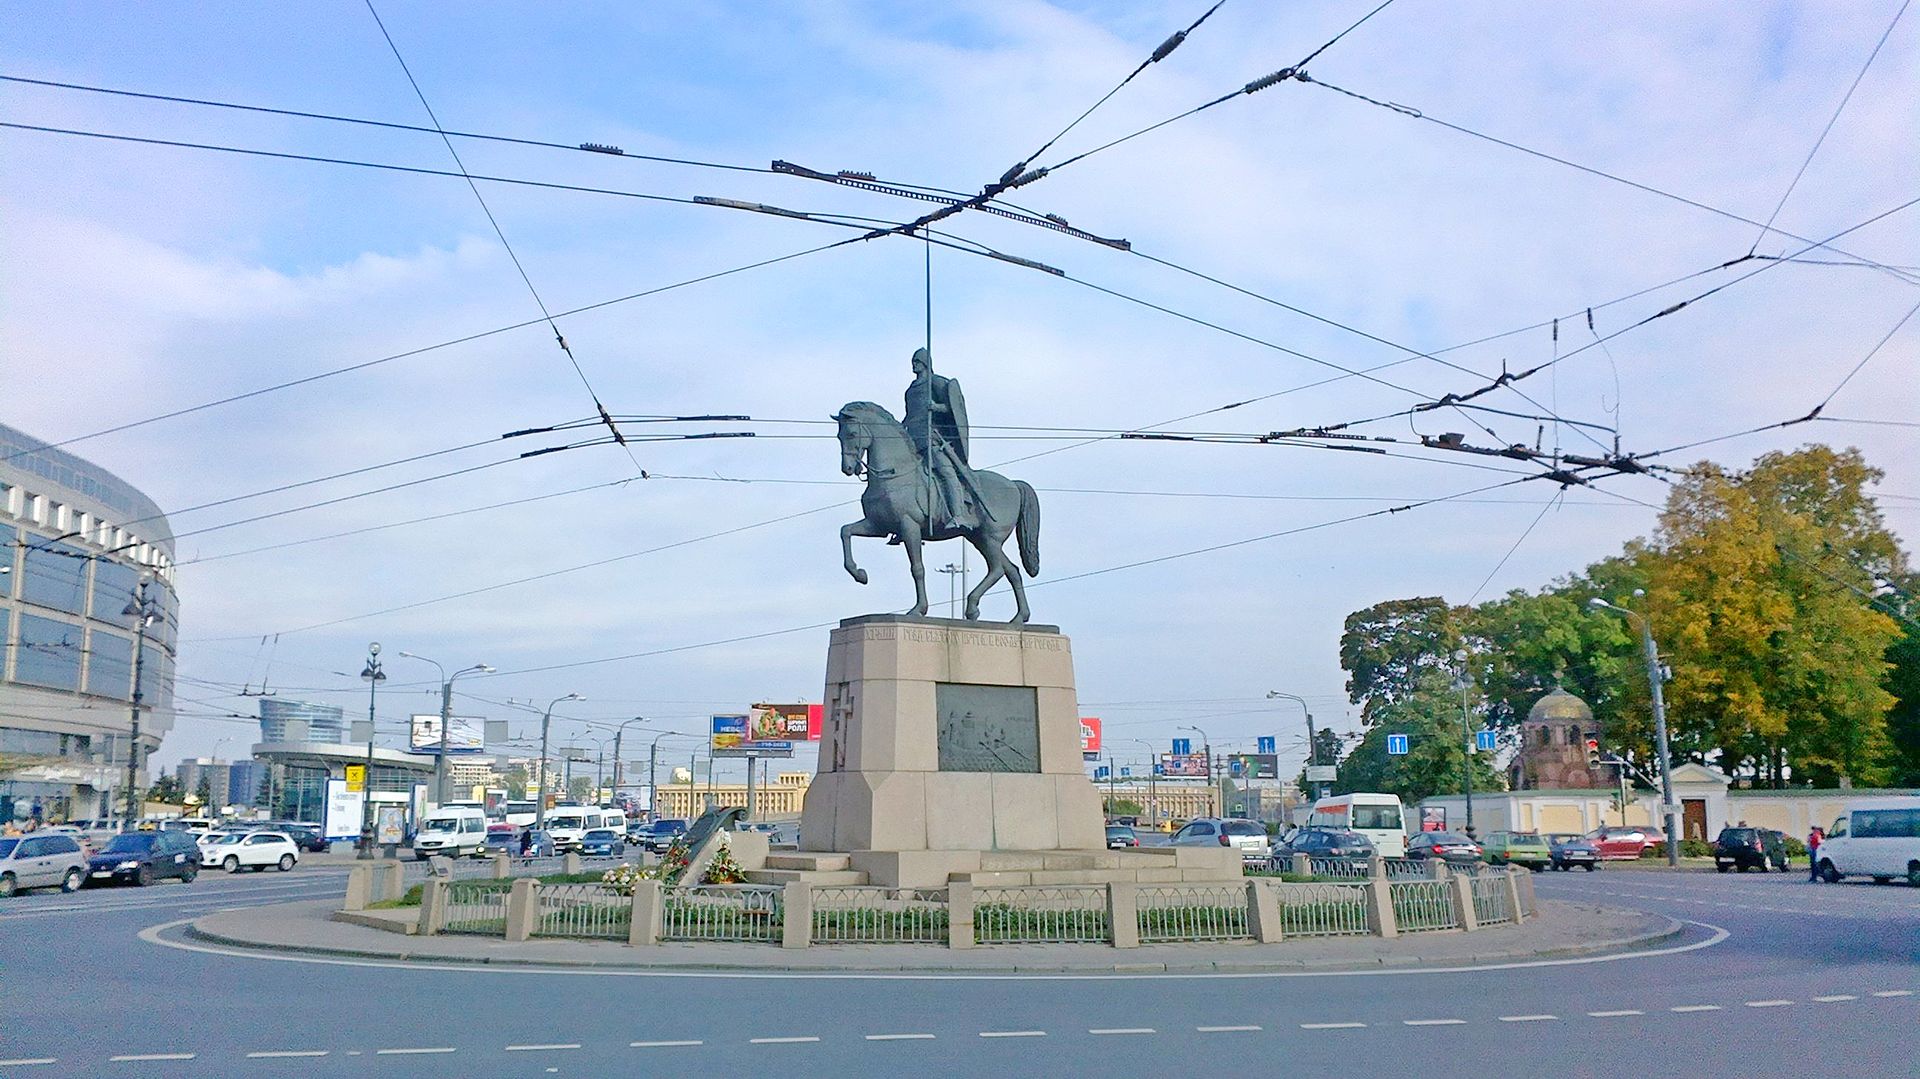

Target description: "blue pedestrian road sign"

left=1386, top=733, right=1410, bottom=756
left=1171, top=737, right=1192, bottom=756
left=1120, top=767, right=1132, bottom=778
left=1475, top=729, right=1498, bottom=751
left=1094, top=765, right=1110, bottom=780
left=1256, top=735, right=1276, bottom=755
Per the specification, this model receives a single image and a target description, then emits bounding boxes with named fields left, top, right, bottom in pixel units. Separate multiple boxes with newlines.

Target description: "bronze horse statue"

left=833, top=401, right=1041, bottom=623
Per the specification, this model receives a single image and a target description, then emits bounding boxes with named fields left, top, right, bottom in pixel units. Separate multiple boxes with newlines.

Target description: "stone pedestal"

left=792, top=616, right=1239, bottom=889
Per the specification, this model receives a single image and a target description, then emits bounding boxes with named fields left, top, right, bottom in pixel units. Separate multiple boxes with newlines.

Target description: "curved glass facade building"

left=0, top=423, right=178, bottom=824
left=257, top=698, right=346, bottom=745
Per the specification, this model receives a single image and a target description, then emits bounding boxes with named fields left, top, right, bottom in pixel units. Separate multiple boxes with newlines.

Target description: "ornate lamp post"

left=357, top=643, right=385, bottom=860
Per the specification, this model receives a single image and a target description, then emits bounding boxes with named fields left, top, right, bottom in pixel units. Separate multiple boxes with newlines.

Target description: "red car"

left=1585, top=825, right=1655, bottom=860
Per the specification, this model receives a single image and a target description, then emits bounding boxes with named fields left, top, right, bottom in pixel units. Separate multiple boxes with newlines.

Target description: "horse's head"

left=832, top=405, right=866, bottom=477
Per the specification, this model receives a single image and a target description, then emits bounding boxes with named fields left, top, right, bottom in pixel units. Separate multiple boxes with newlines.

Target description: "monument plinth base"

left=791, top=615, right=1243, bottom=890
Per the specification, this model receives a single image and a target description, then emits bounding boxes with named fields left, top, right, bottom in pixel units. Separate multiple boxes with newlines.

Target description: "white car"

left=212, top=832, right=300, bottom=873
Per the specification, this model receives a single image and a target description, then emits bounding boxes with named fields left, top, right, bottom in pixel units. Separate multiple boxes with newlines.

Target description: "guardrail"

left=973, top=885, right=1111, bottom=944
left=811, top=886, right=949, bottom=944
left=1389, top=878, right=1459, bottom=932
left=1137, top=883, right=1251, bottom=943
left=662, top=885, right=784, bottom=943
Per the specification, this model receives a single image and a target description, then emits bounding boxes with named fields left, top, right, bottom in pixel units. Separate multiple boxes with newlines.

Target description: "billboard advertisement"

left=1229, top=753, right=1280, bottom=779
left=749, top=703, right=817, bottom=742
left=410, top=714, right=485, bottom=754
left=1080, top=717, right=1102, bottom=758
left=710, top=714, right=747, bottom=752
left=322, top=778, right=363, bottom=841
left=1159, top=752, right=1209, bottom=778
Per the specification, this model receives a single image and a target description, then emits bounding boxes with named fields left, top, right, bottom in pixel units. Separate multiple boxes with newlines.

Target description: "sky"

left=4, top=1, right=1916, bottom=783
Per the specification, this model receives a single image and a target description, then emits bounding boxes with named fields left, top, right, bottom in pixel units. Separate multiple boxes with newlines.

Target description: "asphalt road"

left=1, top=863, right=1913, bottom=1077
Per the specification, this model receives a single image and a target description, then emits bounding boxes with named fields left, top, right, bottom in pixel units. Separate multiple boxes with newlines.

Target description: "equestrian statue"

left=834, top=348, right=1041, bottom=623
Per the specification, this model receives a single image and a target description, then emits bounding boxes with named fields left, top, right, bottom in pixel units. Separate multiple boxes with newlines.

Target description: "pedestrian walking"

left=1806, top=825, right=1824, bottom=882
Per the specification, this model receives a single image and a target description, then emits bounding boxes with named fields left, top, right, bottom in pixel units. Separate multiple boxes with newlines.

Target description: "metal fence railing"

left=1137, top=884, right=1251, bottom=943
left=536, top=883, right=632, bottom=939
left=811, top=887, right=949, bottom=944
left=662, top=885, right=784, bottom=943
left=442, top=880, right=510, bottom=934
left=1383, top=858, right=1435, bottom=880
left=1470, top=874, right=1515, bottom=926
left=1389, top=879, right=1458, bottom=932
left=1272, top=881, right=1371, bottom=936
left=1307, top=856, right=1373, bottom=880
left=973, top=885, right=1110, bottom=945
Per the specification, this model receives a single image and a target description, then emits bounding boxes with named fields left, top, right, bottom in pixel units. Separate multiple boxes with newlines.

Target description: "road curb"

left=181, top=905, right=1687, bottom=975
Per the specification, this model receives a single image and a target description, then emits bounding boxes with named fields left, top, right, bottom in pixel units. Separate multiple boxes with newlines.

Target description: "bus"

left=1308, top=793, right=1408, bottom=856
left=502, top=800, right=538, bottom=828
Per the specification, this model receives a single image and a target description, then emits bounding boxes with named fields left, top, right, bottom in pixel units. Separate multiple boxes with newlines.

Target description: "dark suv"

left=86, top=831, right=202, bottom=886
left=1714, top=826, right=1787, bottom=872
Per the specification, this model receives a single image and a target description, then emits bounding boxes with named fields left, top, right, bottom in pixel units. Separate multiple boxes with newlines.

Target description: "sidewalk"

left=186, top=898, right=1681, bottom=974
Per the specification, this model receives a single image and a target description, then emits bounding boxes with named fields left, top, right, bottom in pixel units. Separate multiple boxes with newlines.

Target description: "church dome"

left=1527, top=686, right=1594, bottom=724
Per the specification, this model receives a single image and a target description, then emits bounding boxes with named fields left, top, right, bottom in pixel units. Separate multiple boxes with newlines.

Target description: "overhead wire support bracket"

left=770, top=160, right=1132, bottom=249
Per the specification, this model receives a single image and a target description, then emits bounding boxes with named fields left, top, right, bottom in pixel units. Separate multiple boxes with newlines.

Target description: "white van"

left=503, top=801, right=538, bottom=829
left=1309, top=793, right=1408, bottom=856
left=1816, top=797, right=1920, bottom=886
left=544, top=805, right=592, bottom=852
left=413, top=806, right=489, bottom=860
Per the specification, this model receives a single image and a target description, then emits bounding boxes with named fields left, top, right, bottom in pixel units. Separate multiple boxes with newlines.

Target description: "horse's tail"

left=1015, top=480, right=1041, bottom=577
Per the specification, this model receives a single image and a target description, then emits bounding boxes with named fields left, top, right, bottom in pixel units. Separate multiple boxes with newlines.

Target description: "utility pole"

left=1181, top=725, right=1214, bottom=816
left=1592, top=596, right=1681, bottom=867
left=357, top=643, right=385, bottom=860
left=397, top=653, right=492, bottom=807
left=1453, top=652, right=1476, bottom=839
left=612, top=716, right=645, bottom=810
left=533, top=693, right=581, bottom=833
left=121, top=578, right=157, bottom=832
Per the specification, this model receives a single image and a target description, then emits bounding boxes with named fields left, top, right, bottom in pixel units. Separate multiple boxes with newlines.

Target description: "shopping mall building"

left=0, top=423, right=178, bottom=824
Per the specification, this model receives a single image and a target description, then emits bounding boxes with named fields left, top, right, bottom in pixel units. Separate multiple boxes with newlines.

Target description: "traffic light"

left=1586, top=738, right=1602, bottom=768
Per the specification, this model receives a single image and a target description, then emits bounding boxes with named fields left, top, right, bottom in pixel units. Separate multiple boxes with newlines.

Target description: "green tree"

left=1643, top=446, right=1905, bottom=786
left=567, top=775, right=594, bottom=801
left=147, top=775, right=184, bottom=804
left=1105, top=798, right=1144, bottom=817
left=1877, top=574, right=1920, bottom=786
left=194, top=773, right=214, bottom=810
left=502, top=764, right=529, bottom=801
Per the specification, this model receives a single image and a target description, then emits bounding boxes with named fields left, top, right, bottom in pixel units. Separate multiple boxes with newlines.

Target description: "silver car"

left=0, top=832, right=89, bottom=896
left=1170, top=817, right=1272, bottom=865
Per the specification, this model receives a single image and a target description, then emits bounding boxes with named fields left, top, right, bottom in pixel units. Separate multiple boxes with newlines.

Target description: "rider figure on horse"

left=903, top=347, right=990, bottom=533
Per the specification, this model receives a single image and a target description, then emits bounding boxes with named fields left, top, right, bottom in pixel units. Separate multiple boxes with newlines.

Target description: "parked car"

left=579, top=828, right=626, bottom=858
left=0, top=833, right=89, bottom=896
left=640, top=819, right=689, bottom=854
left=86, top=830, right=201, bottom=886
left=281, top=826, right=330, bottom=854
left=1405, top=831, right=1483, bottom=864
left=1714, top=826, right=1787, bottom=873
left=1105, top=824, right=1140, bottom=849
left=1279, top=828, right=1375, bottom=860
left=1482, top=831, right=1553, bottom=870
left=1546, top=833, right=1600, bottom=871
left=1585, top=825, right=1656, bottom=860
left=210, top=832, right=300, bottom=873
left=1170, top=818, right=1271, bottom=865
left=1814, top=799, right=1920, bottom=885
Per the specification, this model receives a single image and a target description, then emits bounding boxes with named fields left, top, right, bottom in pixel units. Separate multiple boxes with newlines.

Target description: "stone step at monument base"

left=743, top=868, right=870, bottom=886
left=763, top=852, right=853, bottom=872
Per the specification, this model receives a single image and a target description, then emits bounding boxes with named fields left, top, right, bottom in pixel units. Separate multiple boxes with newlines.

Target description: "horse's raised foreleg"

left=841, top=518, right=886, bottom=585
left=902, top=522, right=929, bottom=616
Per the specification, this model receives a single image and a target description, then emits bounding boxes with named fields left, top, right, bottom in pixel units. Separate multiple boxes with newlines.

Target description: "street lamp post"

left=121, top=578, right=160, bottom=832
left=357, top=643, right=385, bottom=860
left=1591, top=595, right=1681, bottom=867
left=646, top=731, right=698, bottom=820
left=1180, top=725, right=1215, bottom=816
left=533, top=694, right=582, bottom=834
left=612, top=716, right=647, bottom=810
left=1130, top=738, right=1159, bottom=827
left=396, top=653, right=493, bottom=806
left=1451, top=651, right=1477, bottom=839
left=1266, top=691, right=1317, bottom=803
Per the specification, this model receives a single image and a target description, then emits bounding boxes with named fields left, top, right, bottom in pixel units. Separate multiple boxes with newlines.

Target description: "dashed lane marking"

left=1587, top=1010, right=1644, bottom=1017
left=978, top=1031, right=1046, bottom=1038
left=1498, top=1015, right=1558, bottom=1022
left=506, top=1044, right=581, bottom=1051
left=865, top=1034, right=936, bottom=1041
left=748, top=1037, right=819, bottom=1044
left=0, top=1061, right=56, bottom=1068
left=1196, top=1025, right=1261, bottom=1032
left=245, top=1051, right=328, bottom=1058
left=1670, top=1005, right=1721, bottom=1013
left=1301, top=1023, right=1367, bottom=1030
left=630, top=1041, right=703, bottom=1048
left=1402, top=1019, right=1467, bottom=1026
left=374, top=1048, right=455, bottom=1055
left=109, top=1055, right=194, bottom=1062
left=1872, top=990, right=1913, bottom=997
left=1811, top=995, right=1857, bottom=1002
left=1744, top=1000, right=1793, bottom=1008
left=1087, top=1029, right=1155, bottom=1036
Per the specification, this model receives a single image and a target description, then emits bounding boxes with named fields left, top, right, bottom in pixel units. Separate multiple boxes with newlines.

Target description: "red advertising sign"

left=748, top=703, right=816, bottom=743
left=1080, top=717, right=1102, bottom=756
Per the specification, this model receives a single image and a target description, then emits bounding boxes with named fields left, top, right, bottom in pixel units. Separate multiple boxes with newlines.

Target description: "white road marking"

left=1087, top=1028, right=1156, bottom=1035
left=245, top=1051, right=328, bottom=1058
left=1196, top=1025, right=1261, bottom=1032
left=749, top=1037, right=819, bottom=1044
left=505, top=1044, right=581, bottom=1051
left=978, top=1030, right=1046, bottom=1038
left=1744, top=1000, right=1793, bottom=1008
left=109, top=1054, right=194, bottom=1062
left=630, top=1040, right=703, bottom=1048
left=375, top=1047, right=455, bottom=1055
left=865, top=1034, right=936, bottom=1041
left=1301, top=1022, right=1367, bottom=1029
left=1499, top=1014, right=1558, bottom=1022
left=0, top=1061, right=57, bottom=1068
left=1403, top=1019, right=1467, bottom=1026
left=1587, top=1010, right=1643, bottom=1017
left=1670, top=1005, right=1721, bottom=1013
left=1811, top=995, right=1856, bottom=1002
left=1873, top=990, right=1913, bottom=997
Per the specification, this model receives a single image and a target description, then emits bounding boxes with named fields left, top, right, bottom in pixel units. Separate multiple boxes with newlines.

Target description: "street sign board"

left=1256, top=735, right=1276, bottom=755
left=1171, top=737, right=1192, bottom=756
left=1304, top=764, right=1338, bottom=782
left=1120, top=767, right=1132, bottom=778
left=1386, top=733, right=1410, bottom=756
left=344, top=764, right=366, bottom=793
left=409, top=714, right=485, bottom=754
left=1093, top=765, right=1110, bottom=780
left=1474, top=729, right=1498, bottom=751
